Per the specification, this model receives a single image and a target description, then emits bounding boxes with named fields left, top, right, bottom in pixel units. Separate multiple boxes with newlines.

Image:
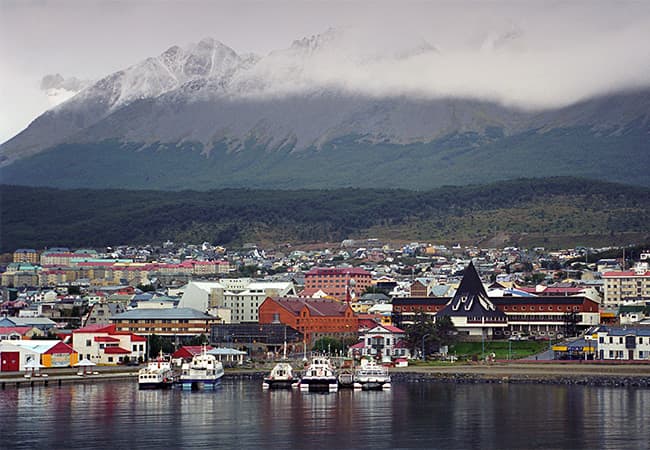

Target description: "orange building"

left=258, top=297, right=358, bottom=344
left=303, top=267, right=372, bottom=300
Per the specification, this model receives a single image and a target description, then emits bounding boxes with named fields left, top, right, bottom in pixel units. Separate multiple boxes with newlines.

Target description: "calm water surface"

left=1, top=379, right=648, bottom=449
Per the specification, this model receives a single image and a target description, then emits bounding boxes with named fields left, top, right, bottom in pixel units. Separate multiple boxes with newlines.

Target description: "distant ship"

left=179, top=347, right=224, bottom=391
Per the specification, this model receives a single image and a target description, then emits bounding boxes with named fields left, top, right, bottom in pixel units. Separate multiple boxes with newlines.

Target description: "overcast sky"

left=1, top=0, right=650, bottom=144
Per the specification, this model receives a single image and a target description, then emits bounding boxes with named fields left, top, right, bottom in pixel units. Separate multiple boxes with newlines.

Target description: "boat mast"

left=283, top=326, right=287, bottom=360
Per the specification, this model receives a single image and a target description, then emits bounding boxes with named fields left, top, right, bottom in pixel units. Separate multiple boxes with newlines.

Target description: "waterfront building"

left=436, top=262, right=508, bottom=338
left=602, top=268, right=650, bottom=308
left=258, top=297, right=358, bottom=344
left=72, top=324, right=147, bottom=365
left=594, top=325, right=650, bottom=360
left=304, top=267, right=372, bottom=300
left=110, top=308, right=220, bottom=336
left=0, top=340, right=78, bottom=371
left=210, top=323, right=303, bottom=356
left=392, top=262, right=600, bottom=339
left=351, top=324, right=410, bottom=359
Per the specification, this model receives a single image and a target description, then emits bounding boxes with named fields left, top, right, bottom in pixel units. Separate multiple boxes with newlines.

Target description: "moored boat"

left=179, top=347, right=224, bottom=391
left=298, top=356, right=338, bottom=392
left=353, top=359, right=391, bottom=390
left=263, top=361, right=298, bottom=389
left=138, top=354, right=174, bottom=389
left=337, top=368, right=354, bottom=389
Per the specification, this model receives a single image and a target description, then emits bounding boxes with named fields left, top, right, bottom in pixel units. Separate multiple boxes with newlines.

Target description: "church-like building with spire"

left=393, top=262, right=600, bottom=339
left=435, top=262, right=507, bottom=338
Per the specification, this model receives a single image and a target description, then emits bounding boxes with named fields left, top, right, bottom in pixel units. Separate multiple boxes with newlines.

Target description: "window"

left=108, top=357, right=114, bottom=363
left=85, top=339, right=91, bottom=347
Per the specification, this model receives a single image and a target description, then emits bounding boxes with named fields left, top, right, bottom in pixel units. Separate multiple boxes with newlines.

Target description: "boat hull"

left=299, top=377, right=338, bottom=392
left=337, top=372, right=354, bottom=389
left=263, top=378, right=298, bottom=390
left=179, top=377, right=222, bottom=391
left=353, top=380, right=391, bottom=390
left=138, top=380, right=174, bottom=390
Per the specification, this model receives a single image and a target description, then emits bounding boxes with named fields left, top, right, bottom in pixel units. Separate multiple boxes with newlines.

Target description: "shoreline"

left=2, top=362, right=650, bottom=389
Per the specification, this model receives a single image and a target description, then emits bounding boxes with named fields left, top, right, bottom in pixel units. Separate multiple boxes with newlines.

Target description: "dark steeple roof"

left=438, top=262, right=506, bottom=319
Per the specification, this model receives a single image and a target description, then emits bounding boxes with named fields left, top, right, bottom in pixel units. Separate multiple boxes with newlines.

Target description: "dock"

left=0, top=366, right=139, bottom=389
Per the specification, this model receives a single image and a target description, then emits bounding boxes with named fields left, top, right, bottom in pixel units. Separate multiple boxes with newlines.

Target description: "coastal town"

left=1, top=240, right=649, bottom=388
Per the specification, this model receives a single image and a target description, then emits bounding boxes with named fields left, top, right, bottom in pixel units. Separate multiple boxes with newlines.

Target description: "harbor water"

left=1, top=378, right=648, bottom=449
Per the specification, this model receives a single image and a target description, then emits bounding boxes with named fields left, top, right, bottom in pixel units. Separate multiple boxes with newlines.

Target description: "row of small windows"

left=395, top=305, right=581, bottom=312
left=599, top=336, right=649, bottom=344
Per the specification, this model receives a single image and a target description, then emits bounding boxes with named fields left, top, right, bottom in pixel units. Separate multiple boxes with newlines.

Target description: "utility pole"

left=481, top=329, right=485, bottom=360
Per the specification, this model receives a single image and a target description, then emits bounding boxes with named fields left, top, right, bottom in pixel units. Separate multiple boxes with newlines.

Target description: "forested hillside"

left=2, top=177, right=649, bottom=252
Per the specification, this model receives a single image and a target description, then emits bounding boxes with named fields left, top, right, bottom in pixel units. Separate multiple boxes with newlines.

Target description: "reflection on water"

left=1, top=379, right=648, bottom=449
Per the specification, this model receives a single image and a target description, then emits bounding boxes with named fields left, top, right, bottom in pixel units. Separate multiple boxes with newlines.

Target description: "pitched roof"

left=0, top=326, right=33, bottom=335
left=44, top=341, right=77, bottom=354
left=94, top=336, right=120, bottom=343
left=376, top=324, right=405, bottom=334
left=268, top=297, right=350, bottom=317
left=438, top=262, right=506, bottom=319
left=73, top=324, right=116, bottom=334
left=103, top=347, right=131, bottom=354
left=306, top=267, right=371, bottom=276
left=172, top=346, right=214, bottom=358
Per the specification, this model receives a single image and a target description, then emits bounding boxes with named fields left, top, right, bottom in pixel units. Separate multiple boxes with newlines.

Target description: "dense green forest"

left=1, top=177, right=649, bottom=252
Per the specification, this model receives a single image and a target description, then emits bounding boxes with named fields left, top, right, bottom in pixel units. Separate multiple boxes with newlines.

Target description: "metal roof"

left=111, top=307, right=213, bottom=320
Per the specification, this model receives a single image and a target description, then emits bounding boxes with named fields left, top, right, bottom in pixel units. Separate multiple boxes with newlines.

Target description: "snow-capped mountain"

left=1, top=29, right=649, bottom=190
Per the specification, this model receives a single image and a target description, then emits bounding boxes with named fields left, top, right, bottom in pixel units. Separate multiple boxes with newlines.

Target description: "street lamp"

left=421, top=333, right=431, bottom=361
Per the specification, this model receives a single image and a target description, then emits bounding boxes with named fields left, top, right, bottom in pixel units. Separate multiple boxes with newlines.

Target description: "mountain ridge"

left=1, top=31, right=649, bottom=190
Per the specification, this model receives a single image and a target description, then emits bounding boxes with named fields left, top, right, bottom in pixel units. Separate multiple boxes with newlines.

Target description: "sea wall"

left=390, top=372, right=650, bottom=387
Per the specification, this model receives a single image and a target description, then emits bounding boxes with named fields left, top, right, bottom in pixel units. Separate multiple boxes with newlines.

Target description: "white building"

left=602, top=268, right=650, bottom=308
left=595, top=326, right=650, bottom=361
left=349, top=324, right=411, bottom=360
left=179, top=279, right=295, bottom=323
left=72, top=324, right=147, bottom=365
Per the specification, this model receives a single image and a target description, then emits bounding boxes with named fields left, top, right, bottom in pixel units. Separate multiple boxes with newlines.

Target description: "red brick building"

left=304, top=267, right=372, bottom=300
left=258, top=297, right=358, bottom=344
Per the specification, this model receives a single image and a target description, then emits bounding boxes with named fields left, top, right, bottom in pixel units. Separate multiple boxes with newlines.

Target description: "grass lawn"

left=449, top=340, right=550, bottom=360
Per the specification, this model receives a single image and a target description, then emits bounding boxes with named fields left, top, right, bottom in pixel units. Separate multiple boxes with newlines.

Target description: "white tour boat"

left=353, top=359, right=391, bottom=390
left=298, top=356, right=338, bottom=392
left=179, top=347, right=224, bottom=391
left=138, top=354, right=175, bottom=390
left=262, top=361, right=298, bottom=390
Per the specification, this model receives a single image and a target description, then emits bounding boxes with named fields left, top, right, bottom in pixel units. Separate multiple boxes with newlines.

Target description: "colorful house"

left=72, top=324, right=147, bottom=365
left=0, top=340, right=78, bottom=371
